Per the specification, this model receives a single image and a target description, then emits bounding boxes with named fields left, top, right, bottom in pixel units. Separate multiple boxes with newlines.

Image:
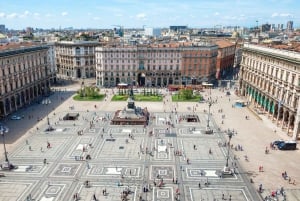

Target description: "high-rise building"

left=239, top=43, right=300, bottom=140
left=0, top=24, right=5, bottom=33
left=0, top=42, right=52, bottom=118
left=144, top=28, right=161, bottom=37
left=277, top=24, right=284, bottom=31
left=287, top=21, right=294, bottom=32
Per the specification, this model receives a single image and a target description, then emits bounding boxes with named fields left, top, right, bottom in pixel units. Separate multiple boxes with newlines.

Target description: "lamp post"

left=207, top=101, right=212, bottom=128
left=225, top=131, right=234, bottom=167
left=0, top=125, right=15, bottom=170
left=0, top=125, right=9, bottom=163
left=205, top=100, right=213, bottom=134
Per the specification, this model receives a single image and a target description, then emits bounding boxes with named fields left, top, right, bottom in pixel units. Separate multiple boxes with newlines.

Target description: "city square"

left=0, top=82, right=299, bottom=201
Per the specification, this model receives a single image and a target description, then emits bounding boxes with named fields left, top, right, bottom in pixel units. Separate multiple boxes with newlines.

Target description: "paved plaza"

left=0, top=80, right=300, bottom=201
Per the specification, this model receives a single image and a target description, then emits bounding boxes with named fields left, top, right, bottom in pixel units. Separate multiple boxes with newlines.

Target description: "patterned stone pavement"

left=1, top=84, right=299, bottom=201
left=0, top=108, right=260, bottom=201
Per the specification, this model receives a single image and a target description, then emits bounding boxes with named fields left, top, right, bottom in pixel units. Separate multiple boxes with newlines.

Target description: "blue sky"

left=0, top=0, right=299, bottom=29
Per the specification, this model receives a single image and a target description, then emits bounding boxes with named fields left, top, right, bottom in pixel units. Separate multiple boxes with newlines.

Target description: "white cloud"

left=45, top=13, right=53, bottom=17
left=61, top=12, right=68, bottom=16
left=271, top=12, right=292, bottom=18
left=0, top=13, right=5, bottom=18
left=34, top=13, right=40, bottom=17
left=214, top=12, right=220, bottom=16
left=7, top=13, right=18, bottom=19
left=93, top=17, right=100, bottom=21
left=115, top=13, right=123, bottom=17
left=136, top=13, right=146, bottom=20
left=280, top=13, right=291, bottom=17
left=24, top=10, right=30, bottom=16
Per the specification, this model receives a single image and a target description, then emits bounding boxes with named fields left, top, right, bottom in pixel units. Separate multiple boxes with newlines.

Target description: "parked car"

left=273, top=140, right=284, bottom=146
left=277, top=141, right=297, bottom=150
left=10, top=115, right=21, bottom=120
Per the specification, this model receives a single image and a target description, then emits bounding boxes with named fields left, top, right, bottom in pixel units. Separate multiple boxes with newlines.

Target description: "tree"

left=179, top=89, right=193, bottom=99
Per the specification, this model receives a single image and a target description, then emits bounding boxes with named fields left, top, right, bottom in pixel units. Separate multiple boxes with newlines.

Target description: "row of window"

left=243, top=55, right=297, bottom=84
left=98, top=72, right=181, bottom=77
left=0, top=70, right=46, bottom=95
left=98, top=64, right=181, bottom=71
left=0, top=56, right=47, bottom=77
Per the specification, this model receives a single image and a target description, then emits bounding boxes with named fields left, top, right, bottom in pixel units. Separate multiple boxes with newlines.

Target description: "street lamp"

left=205, top=100, right=213, bottom=134
left=225, top=131, right=233, bottom=167
left=221, top=130, right=234, bottom=177
left=0, top=125, right=9, bottom=162
left=207, top=101, right=212, bottom=128
left=0, top=125, right=15, bottom=170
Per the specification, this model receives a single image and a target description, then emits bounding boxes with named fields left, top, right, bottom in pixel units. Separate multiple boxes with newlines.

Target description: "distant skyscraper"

left=0, top=24, right=5, bottom=33
left=144, top=28, right=161, bottom=37
left=287, top=21, right=294, bottom=32
left=271, top=24, right=276, bottom=31
left=261, top=23, right=271, bottom=32
left=277, top=24, right=284, bottom=31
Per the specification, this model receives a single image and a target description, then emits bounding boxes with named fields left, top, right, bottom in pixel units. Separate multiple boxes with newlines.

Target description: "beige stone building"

left=0, top=42, right=52, bottom=118
left=239, top=43, right=300, bottom=140
left=95, top=42, right=218, bottom=87
left=55, top=41, right=99, bottom=79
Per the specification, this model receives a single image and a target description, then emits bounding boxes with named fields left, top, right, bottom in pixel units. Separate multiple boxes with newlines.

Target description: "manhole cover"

left=119, top=146, right=124, bottom=149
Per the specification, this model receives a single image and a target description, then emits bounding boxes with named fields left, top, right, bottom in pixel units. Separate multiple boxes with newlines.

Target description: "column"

left=14, top=94, right=17, bottom=111
left=292, top=99, right=300, bottom=140
left=281, top=108, right=286, bottom=129
left=286, top=112, right=293, bottom=136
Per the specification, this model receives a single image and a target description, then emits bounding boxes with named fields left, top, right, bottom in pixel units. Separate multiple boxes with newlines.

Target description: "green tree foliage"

left=179, top=89, right=193, bottom=99
left=78, top=86, right=99, bottom=97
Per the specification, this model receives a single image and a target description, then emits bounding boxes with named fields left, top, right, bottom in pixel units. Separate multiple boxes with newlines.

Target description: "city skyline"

left=0, top=0, right=299, bottom=30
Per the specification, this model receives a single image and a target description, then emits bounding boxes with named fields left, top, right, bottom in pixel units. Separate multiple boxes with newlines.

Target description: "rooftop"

left=0, top=42, right=40, bottom=51
left=243, top=43, right=300, bottom=60
left=214, top=40, right=235, bottom=48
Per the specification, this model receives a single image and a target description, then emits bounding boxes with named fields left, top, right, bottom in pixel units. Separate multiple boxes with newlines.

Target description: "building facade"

left=239, top=43, right=300, bottom=140
left=47, top=43, right=57, bottom=83
left=95, top=43, right=218, bottom=87
left=55, top=41, right=99, bottom=79
left=214, top=40, right=235, bottom=79
left=0, top=43, right=52, bottom=118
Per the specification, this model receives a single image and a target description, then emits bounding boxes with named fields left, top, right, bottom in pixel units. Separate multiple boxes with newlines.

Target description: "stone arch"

left=30, top=87, right=34, bottom=99
left=10, top=96, right=16, bottom=111
left=289, top=114, right=295, bottom=130
left=283, top=110, right=289, bottom=126
left=25, top=89, right=30, bottom=103
left=278, top=106, right=284, bottom=121
left=137, top=73, right=146, bottom=86
left=0, top=101, right=4, bottom=117
left=274, top=103, right=279, bottom=117
left=5, top=98, right=10, bottom=113
left=21, top=91, right=25, bottom=104
left=16, top=93, right=21, bottom=106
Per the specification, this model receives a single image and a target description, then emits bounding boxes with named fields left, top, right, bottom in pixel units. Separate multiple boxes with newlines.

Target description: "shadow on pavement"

left=0, top=90, right=75, bottom=144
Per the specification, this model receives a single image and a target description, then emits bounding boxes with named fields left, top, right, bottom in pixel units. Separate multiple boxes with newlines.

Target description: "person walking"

left=93, top=193, right=97, bottom=201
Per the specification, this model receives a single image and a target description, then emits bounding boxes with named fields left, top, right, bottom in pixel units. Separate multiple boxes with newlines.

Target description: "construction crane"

left=111, top=25, right=124, bottom=37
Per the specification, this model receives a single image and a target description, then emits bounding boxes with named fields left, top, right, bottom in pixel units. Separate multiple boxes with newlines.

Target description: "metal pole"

left=47, top=116, right=50, bottom=126
left=225, top=133, right=232, bottom=167
left=1, top=130, right=9, bottom=162
left=207, top=102, right=211, bottom=128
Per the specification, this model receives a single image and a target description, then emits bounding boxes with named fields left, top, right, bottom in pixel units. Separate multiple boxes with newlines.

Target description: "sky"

left=0, top=0, right=299, bottom=30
